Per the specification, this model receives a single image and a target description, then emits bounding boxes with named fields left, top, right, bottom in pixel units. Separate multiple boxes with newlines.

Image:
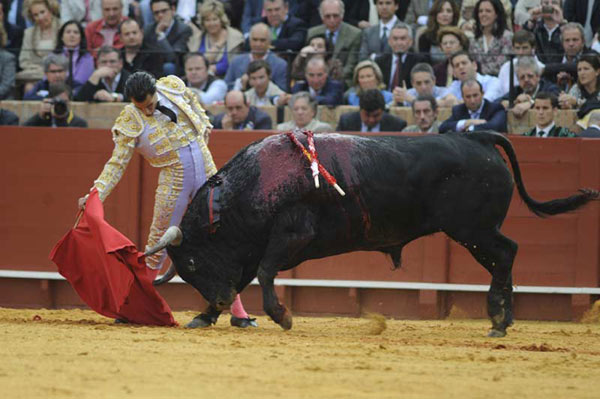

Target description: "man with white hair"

left=225, top=22, right=288, bottom=91
left=85, top=0, right=128, bottom=57
left=306, top=0, right=362, bottom=88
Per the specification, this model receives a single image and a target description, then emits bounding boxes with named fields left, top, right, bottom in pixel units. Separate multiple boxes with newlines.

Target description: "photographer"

left=23, top=83, right=88, bottom=127
left=522, top=0, right=566, bottom=64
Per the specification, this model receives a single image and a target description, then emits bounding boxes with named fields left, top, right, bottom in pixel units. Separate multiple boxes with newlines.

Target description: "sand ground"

left=0, top=307, right=599, bottom=399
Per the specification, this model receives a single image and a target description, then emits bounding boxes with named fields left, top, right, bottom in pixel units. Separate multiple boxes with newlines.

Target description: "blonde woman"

left=17, top=0, right=61, bottom=85
left=187, top=0, right=243, bottom=78
left=345, top=60, right=393, bottom=106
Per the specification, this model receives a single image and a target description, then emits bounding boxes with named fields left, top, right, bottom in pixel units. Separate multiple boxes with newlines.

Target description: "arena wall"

left=1, top=127, right=599, bottom=322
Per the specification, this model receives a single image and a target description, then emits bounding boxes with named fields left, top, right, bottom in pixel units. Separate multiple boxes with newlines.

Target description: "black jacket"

left=564, top=0, right=600, bottom=39
left=23, top=112, right=88, bottom=127
left=143, top=17, right=192, bottom=66
left=579, top=126, right=600, bottom=137
left=212, top=106, right=273, bottom=130
left=523, top=20, right=564, bottom=64
left=74, top=69, right=131, bottom=102
left=336, top=111, right=407, bottom=132
left=261, top=15, right=307, bottom=53
left=439, top=100, right=507, bottom=133
left=0, top=108, right=19, bottom=125
left=375, top=52, right=429, bottom=90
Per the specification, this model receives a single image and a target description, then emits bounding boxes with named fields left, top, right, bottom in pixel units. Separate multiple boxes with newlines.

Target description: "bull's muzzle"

left=144, top=226, right=183, bottom=256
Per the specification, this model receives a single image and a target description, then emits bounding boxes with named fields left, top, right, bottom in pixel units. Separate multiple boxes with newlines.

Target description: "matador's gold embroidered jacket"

left=92, top=75, right=218, bottom=201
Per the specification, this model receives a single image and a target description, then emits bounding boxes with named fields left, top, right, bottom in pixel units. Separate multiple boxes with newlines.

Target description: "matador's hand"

left=78, top=194, right=89, bottom=210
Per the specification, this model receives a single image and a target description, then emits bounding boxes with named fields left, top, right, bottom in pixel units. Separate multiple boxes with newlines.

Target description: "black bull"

left=150, top=131, right=598, bottom=337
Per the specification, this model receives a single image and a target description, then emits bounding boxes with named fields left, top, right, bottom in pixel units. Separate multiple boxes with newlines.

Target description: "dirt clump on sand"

left=1, top=307, right=600, bottom=399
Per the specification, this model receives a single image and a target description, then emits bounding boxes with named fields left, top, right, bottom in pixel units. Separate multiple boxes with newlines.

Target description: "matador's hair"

left=125, top=72, right=157, bottom=102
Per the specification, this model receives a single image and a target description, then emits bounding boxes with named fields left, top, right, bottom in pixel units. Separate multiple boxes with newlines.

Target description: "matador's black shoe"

left=230, top=316, right=258, bottom=328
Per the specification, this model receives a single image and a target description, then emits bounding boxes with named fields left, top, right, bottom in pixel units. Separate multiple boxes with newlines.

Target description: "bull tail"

left=489, top=132, right=599, bottom=217
left=153, top=263, right=176, bottom=286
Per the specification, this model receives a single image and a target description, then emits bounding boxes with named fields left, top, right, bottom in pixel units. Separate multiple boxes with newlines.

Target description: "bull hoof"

left=185, top=316, right=214, bottom=329
left=230, top=316, right=258, bottom=328
left=279, top=307, right=293, bottom=330
left=487, top=329, right=507, bottom=338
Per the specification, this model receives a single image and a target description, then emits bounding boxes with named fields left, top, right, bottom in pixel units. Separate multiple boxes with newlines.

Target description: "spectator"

left=341, top=0, right=370, bottom=28
left=440, top=79, right=507, bottom=133
left=17, top=0, right=60, bottom=86
left=497, top=30, right=546, bottom=96
left=375, top=23, right=428, bottom=91
left=392, top=62, right=458, bottom=107
left=446, top=50, right=504, bottom=101
left=225, top=22, right=288, bottom=91
left=243, top=59, right=289, bottom=106
left=306, top=0, right=362, bottom=88
left=23, top=82, right=88, bottom=127
left=183, top=53, right=227, bottom=105
left=119, top=19, right=165, bottom=78
left=402, top=95, right=441, bottom=133
left=579, top=110, right=600, bottom=137
left=345, top=60, right=393, bottom=106
left=558, top=54, right=600, bottom=109
left=277, top=91, right=333, bottom=132
left=359, top=0, right=399, bottom=62
left=241, top=0, right=321, bottom=34
left=500, top=56, right=560, bottom=118
left=514, top=0, right=541, bottom=26
left=563, top=0, right=600, bottom=45
left=143, top=0, right=192, bottom=75
left=60, top=0, right=130, bottom=26
left=291, top=57, right=343, bottom=106
left=0, top=17, right=16, bottom=99
left=337, top=89, right=407, bottom=132
left=0, top=108, right=19, bottom=125
left=433, top=26, right=470, bottom=87
left=212, top=90, right=273, bottom=130
left=459, top=0, right=512, bottom=34
left=468, top=0, right=513, bottom=77
left=418, top=0, right=460, bottom=65
left=523, top=0, right=565, bottom=64
left=187, top=0, right=244, bottom=78
left=85, top=0, right=127, bottom=58
left=23, top=53, right=81, bottom=100
left=290, top=33, right=344, bottom=83
left=54, top=20, right=95, bottom=89
left=75, top=46, right=130, bottom=102
left=544, top=23, right=595, bottom=90
left=261, top=0, right=306, bottom=56
left=524, top=92, right=576, bottom=136
left=1, top=2, right=23, bottom=60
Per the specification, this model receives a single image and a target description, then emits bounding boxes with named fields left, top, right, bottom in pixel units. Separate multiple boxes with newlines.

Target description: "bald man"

left=212, top=90, right=273, bottom=130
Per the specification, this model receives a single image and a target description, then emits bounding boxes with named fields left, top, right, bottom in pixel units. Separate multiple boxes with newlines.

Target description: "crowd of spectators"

left=1, top=0, right=600, bottom=136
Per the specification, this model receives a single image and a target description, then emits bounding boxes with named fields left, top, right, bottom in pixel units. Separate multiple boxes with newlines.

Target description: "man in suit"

left=75, top=46, right=130, bottom=102
left=291, top=57, right=343, bottom=105
left=500, top=56, right=560, bottom=118
left=262, top=0, right=307, bottom=55
left=524, top=92, right=577, bottom=137
left=402, top=95, right=441, bottom=133
left=579, top=111, right=600, bottom=137
left=375, top=23, right=427, bottom=91
left=306, top=0, right=362, bottom=88
left=213, top=90, right=273, bottom=130
left=440, top=79, right=507, bottom=133
left=563, top=0, right=600, bottom=44
left=359, top=0, right=399, bottom=61
left=337, top=89, right=407, bottom=132
left=143, top=0, right=192, bottom=75
left=120, top=19, right=165, bottom=78
left=225, top=23, right=288, bottom=91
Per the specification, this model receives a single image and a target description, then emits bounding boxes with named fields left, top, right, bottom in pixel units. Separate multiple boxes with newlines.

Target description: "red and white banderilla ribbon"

left=305, top=131, right=320, bottom=188
left=286, top=130, right=345, bottom=196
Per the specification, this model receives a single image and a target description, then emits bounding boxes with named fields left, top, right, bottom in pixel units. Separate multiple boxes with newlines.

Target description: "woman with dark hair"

left=418, top=0, right=459, bottom=65
left=433, top=26, right=470, bottom=87
left=559, top=54, right=600, bottom=109
left=291, top=34, right=343, bottom=83
left=54, top=20, right=94, bottom=89
left=468, top=0, right=513, bottom=76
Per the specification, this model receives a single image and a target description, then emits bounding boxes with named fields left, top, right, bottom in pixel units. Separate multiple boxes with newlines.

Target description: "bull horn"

left=144, top=226, right=183, bottom=256
left=153, top=264, right=177, bottom=286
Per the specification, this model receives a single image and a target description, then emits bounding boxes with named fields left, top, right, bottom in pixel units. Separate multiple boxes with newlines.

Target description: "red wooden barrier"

left=0, top=127, right=599, bottom=321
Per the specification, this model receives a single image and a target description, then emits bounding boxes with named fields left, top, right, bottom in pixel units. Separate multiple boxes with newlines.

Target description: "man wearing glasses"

left=143, top=0, right=192, bottom=75
left=24, top=54, right=83, bottom=100
left=75, top=46, right=130, bottom=102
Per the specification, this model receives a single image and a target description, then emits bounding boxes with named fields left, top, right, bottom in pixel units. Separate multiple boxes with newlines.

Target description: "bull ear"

left=144, top=226, right=183, bottom=256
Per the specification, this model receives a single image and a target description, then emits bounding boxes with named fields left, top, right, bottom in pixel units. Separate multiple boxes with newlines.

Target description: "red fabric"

left=49, top=189, right=177, bottom=326
left=84, top=17, right=126, bottom=57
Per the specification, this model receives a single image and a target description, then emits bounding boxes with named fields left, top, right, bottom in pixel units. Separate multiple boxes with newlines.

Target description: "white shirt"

left=361, top=122, right=380, bottom=132
left=497, top=56, right=546, bottom=96
left=535, top=122, right=555, bottom=137
left=457, top=101, right=486, bottom=132
left=448, top=73, right=503, bottom=102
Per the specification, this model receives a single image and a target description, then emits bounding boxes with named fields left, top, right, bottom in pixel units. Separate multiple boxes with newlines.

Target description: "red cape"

left=49, top=189, right=177, bottom=326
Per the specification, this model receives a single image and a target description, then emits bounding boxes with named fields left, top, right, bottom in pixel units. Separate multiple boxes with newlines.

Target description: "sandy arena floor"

left=0, top=307, right=598, bottom=399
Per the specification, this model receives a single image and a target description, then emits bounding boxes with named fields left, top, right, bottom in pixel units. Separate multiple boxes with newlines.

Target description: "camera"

left=49, top=97, right=69, bottom=117
left=542, top=5, right=554, bottom=14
